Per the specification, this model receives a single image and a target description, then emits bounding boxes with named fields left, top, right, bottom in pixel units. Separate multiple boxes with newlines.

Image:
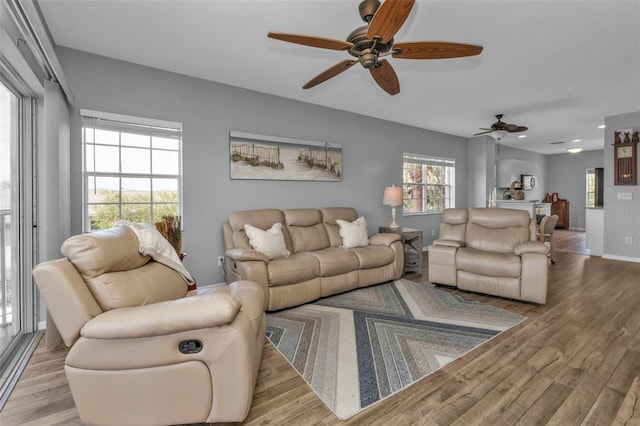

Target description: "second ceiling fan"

left=475, top=114, right=528, bottom=140
left=267, top=0, right=483, bottom=95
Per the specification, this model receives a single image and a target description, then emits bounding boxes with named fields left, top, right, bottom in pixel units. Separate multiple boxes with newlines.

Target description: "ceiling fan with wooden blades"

left=475, top=114, right=528, bottom=140
left=267, top=0, right=483, bottom=95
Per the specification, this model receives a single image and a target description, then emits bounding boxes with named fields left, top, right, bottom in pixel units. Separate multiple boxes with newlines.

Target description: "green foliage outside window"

left=89, top=190, right=178, bottom=230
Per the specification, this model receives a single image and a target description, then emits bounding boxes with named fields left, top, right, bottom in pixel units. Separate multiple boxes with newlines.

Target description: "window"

left=586, top=168, right=596, bottom=207
left=82, top=111, right=183, bottom=231
left=402, top=153, right=455, bottom=214
left=586, top=167, right=604, bottom=208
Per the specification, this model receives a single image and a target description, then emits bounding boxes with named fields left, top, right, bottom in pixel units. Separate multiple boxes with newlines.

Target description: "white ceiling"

left=38, top=0, right=640, bottom=154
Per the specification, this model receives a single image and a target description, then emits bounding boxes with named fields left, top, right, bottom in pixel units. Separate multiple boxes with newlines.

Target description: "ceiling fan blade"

left=303, top=60, right=358, bottom=89
left=508, top=126, right=528, bottom=133
left=268, top=32, right=353, bottom=51
left=392, top=41, right=483, bottom=59
left=367, top=0, right=415, bottom=44
left=370, top=59, right=400, bottom=95
left=474, top=130, right=492, bottom=136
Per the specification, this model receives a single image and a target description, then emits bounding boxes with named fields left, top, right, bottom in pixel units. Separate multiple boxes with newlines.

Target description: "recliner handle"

left=178, top=339, right=203, bottom=354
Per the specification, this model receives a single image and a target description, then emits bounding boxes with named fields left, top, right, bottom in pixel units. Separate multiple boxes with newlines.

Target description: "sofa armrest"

left=225, top=247, right=269, bottom=263
left=514, top=241, right=549, bottom=256
left=81, top=293, right=242, bottom=339
left=369, top=233, right=402, bottom=246
left=432, top=239, right=465, bottom=248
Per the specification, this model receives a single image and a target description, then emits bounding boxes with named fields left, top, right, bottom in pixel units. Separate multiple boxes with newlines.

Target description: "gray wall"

left=495, top=144, right=547, bottom=202
left=604, top=111, right=640, bottom=260
left=546, top=149, right=604, bottom=230
left=467, top=136, right=495, bottom=208
left=57, top=47, right=470, bottom=284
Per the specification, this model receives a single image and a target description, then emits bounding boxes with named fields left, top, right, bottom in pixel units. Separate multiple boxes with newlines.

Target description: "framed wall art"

left=229, top=131, right=342, bottom=181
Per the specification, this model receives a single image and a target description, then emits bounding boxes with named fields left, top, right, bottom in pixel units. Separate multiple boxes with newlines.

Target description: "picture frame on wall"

left=229, top=131, right=342, bottom=181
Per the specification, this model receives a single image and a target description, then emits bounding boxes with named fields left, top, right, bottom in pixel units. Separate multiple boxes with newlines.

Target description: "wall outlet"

left=625, top=237, right=633, bottom=245
left=217, top=256, right=224, bottom=266
left=431, top=229, right=436, bottom=236
left=618, top=192, right=633, bottom=200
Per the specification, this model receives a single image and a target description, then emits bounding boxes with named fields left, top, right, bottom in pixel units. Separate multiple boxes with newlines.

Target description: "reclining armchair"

left=33, top=226, right=265, bottom=425
left=428, top=208, right=549, bottom=304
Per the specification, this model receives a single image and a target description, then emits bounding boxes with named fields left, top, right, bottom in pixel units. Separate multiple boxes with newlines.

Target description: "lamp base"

left=388, top=205, right=399, bottom=228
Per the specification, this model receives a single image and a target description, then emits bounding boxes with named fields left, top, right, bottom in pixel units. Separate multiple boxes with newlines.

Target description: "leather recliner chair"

left=33, top=226, right=265, bottom=425
left=428, top=208, right=549, bottom=304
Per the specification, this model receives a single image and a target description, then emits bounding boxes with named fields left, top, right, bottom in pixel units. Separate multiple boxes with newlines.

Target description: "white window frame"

left=402, top=152, right=455, bottom=215
left=81, top=110, right=183, bottom=232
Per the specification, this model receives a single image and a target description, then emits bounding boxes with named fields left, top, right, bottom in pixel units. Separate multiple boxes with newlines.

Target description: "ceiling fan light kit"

left=490, top=130, right=508, bottom=141
left=267, top=0, right=483, bottom=95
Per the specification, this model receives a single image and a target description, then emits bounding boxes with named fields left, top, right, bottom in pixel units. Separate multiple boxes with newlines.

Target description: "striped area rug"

left=266, top=279, right=526, bottom=420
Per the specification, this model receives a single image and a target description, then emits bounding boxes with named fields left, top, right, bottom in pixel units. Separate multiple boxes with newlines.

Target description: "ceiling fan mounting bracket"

left=346, top=26, right=393, bottom=64
left=359, top=0, right=381, bottom=23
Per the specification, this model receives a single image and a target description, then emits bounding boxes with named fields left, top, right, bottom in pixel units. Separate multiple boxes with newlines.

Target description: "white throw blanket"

left=116, top=220, right=195, bottom=287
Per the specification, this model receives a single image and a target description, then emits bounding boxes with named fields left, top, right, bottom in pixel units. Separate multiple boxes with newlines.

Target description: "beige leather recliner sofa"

left=223, top=207, right=405, bottom=311
left=428, top=208, right=549, bottom=304
left=33, top=226, right=265, bottom=425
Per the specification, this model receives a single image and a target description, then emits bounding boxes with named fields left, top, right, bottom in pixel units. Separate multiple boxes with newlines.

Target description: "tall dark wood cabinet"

left=551, top=199, right=570, bottom=229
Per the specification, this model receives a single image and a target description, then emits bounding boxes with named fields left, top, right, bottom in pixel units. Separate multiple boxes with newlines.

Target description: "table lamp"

left=382, top=185, right=402, bottom=228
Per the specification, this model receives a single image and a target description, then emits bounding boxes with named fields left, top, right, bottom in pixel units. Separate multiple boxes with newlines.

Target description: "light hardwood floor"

left=1, top=243, right=639, bottom=425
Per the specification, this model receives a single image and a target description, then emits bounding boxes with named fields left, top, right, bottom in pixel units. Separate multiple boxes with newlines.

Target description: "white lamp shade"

left=383, top=186, right=403, bottom=206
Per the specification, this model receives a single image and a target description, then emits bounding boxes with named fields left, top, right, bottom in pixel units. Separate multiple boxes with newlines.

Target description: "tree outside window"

left=403, top=153, right=455, bottom=214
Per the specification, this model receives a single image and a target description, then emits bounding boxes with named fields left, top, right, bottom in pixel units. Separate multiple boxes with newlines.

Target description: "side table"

left=379, top=226, right=423, bottom=275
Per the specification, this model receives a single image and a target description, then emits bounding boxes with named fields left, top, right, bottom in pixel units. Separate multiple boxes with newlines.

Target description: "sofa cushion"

left=465, top=208, right=530, bottom=254
left=308, top=248, right=359, bottom=277
left=62, top=226, right=150, bottom=279
left=284, top=209, right=330, bottom=253
left=457, top=247, right=521, bottom=278
left=439, top=208, right=468, bottom=242
left=85, top=261, right=187, bottom=311
left=320, top=207, right=358, bottom=247
left=336, top=216, right=370, bottom=248
left=267, top=252, right=320, bottom=287
left=228, top=209, right=292, bottom=251
left=350, top=245, right=396, bottom=269
left=244, top=223, right=290, bottom=260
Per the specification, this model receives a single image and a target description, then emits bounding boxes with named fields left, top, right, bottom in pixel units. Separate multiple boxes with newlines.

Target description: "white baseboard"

left=602, top=254, right=640, bottom=263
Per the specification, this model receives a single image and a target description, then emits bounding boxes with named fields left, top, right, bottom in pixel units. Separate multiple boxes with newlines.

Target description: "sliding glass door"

left=0, top=81, right=19, bottom=357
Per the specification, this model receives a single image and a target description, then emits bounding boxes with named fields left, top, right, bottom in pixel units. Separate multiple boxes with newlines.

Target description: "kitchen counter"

left=495, top=201, right=551, bottom=219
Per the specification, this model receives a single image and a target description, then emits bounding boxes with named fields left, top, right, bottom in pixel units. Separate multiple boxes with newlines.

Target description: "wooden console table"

left=379, top=226, right=423, bottom=275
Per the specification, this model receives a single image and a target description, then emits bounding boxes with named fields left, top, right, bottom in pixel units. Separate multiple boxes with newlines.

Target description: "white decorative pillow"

left=336, top=216, right=370, bottom=248
left=244, top=223, right=290, bottom=260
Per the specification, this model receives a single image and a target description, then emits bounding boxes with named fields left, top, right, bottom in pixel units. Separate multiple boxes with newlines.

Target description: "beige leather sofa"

left=33, top=226, right=265, bottom=425
left=428, top=208, right=549, bottom=304
left=223, top=207, right=404, bottom=311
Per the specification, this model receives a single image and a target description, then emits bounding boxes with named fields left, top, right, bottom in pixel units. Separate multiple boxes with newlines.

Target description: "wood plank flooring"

left=1, top=244, right=639, bottom=425
left=553, top=230, right=590, bottom=256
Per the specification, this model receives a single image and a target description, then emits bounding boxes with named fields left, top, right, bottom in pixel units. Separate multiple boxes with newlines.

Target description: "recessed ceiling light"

left=567, top=147, right=583, bottom=154
left=598, top=125, right=606, bottom=129
left=518, top=135, right=527, bottom=138
left=572, top=139, right=582, bottom=143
